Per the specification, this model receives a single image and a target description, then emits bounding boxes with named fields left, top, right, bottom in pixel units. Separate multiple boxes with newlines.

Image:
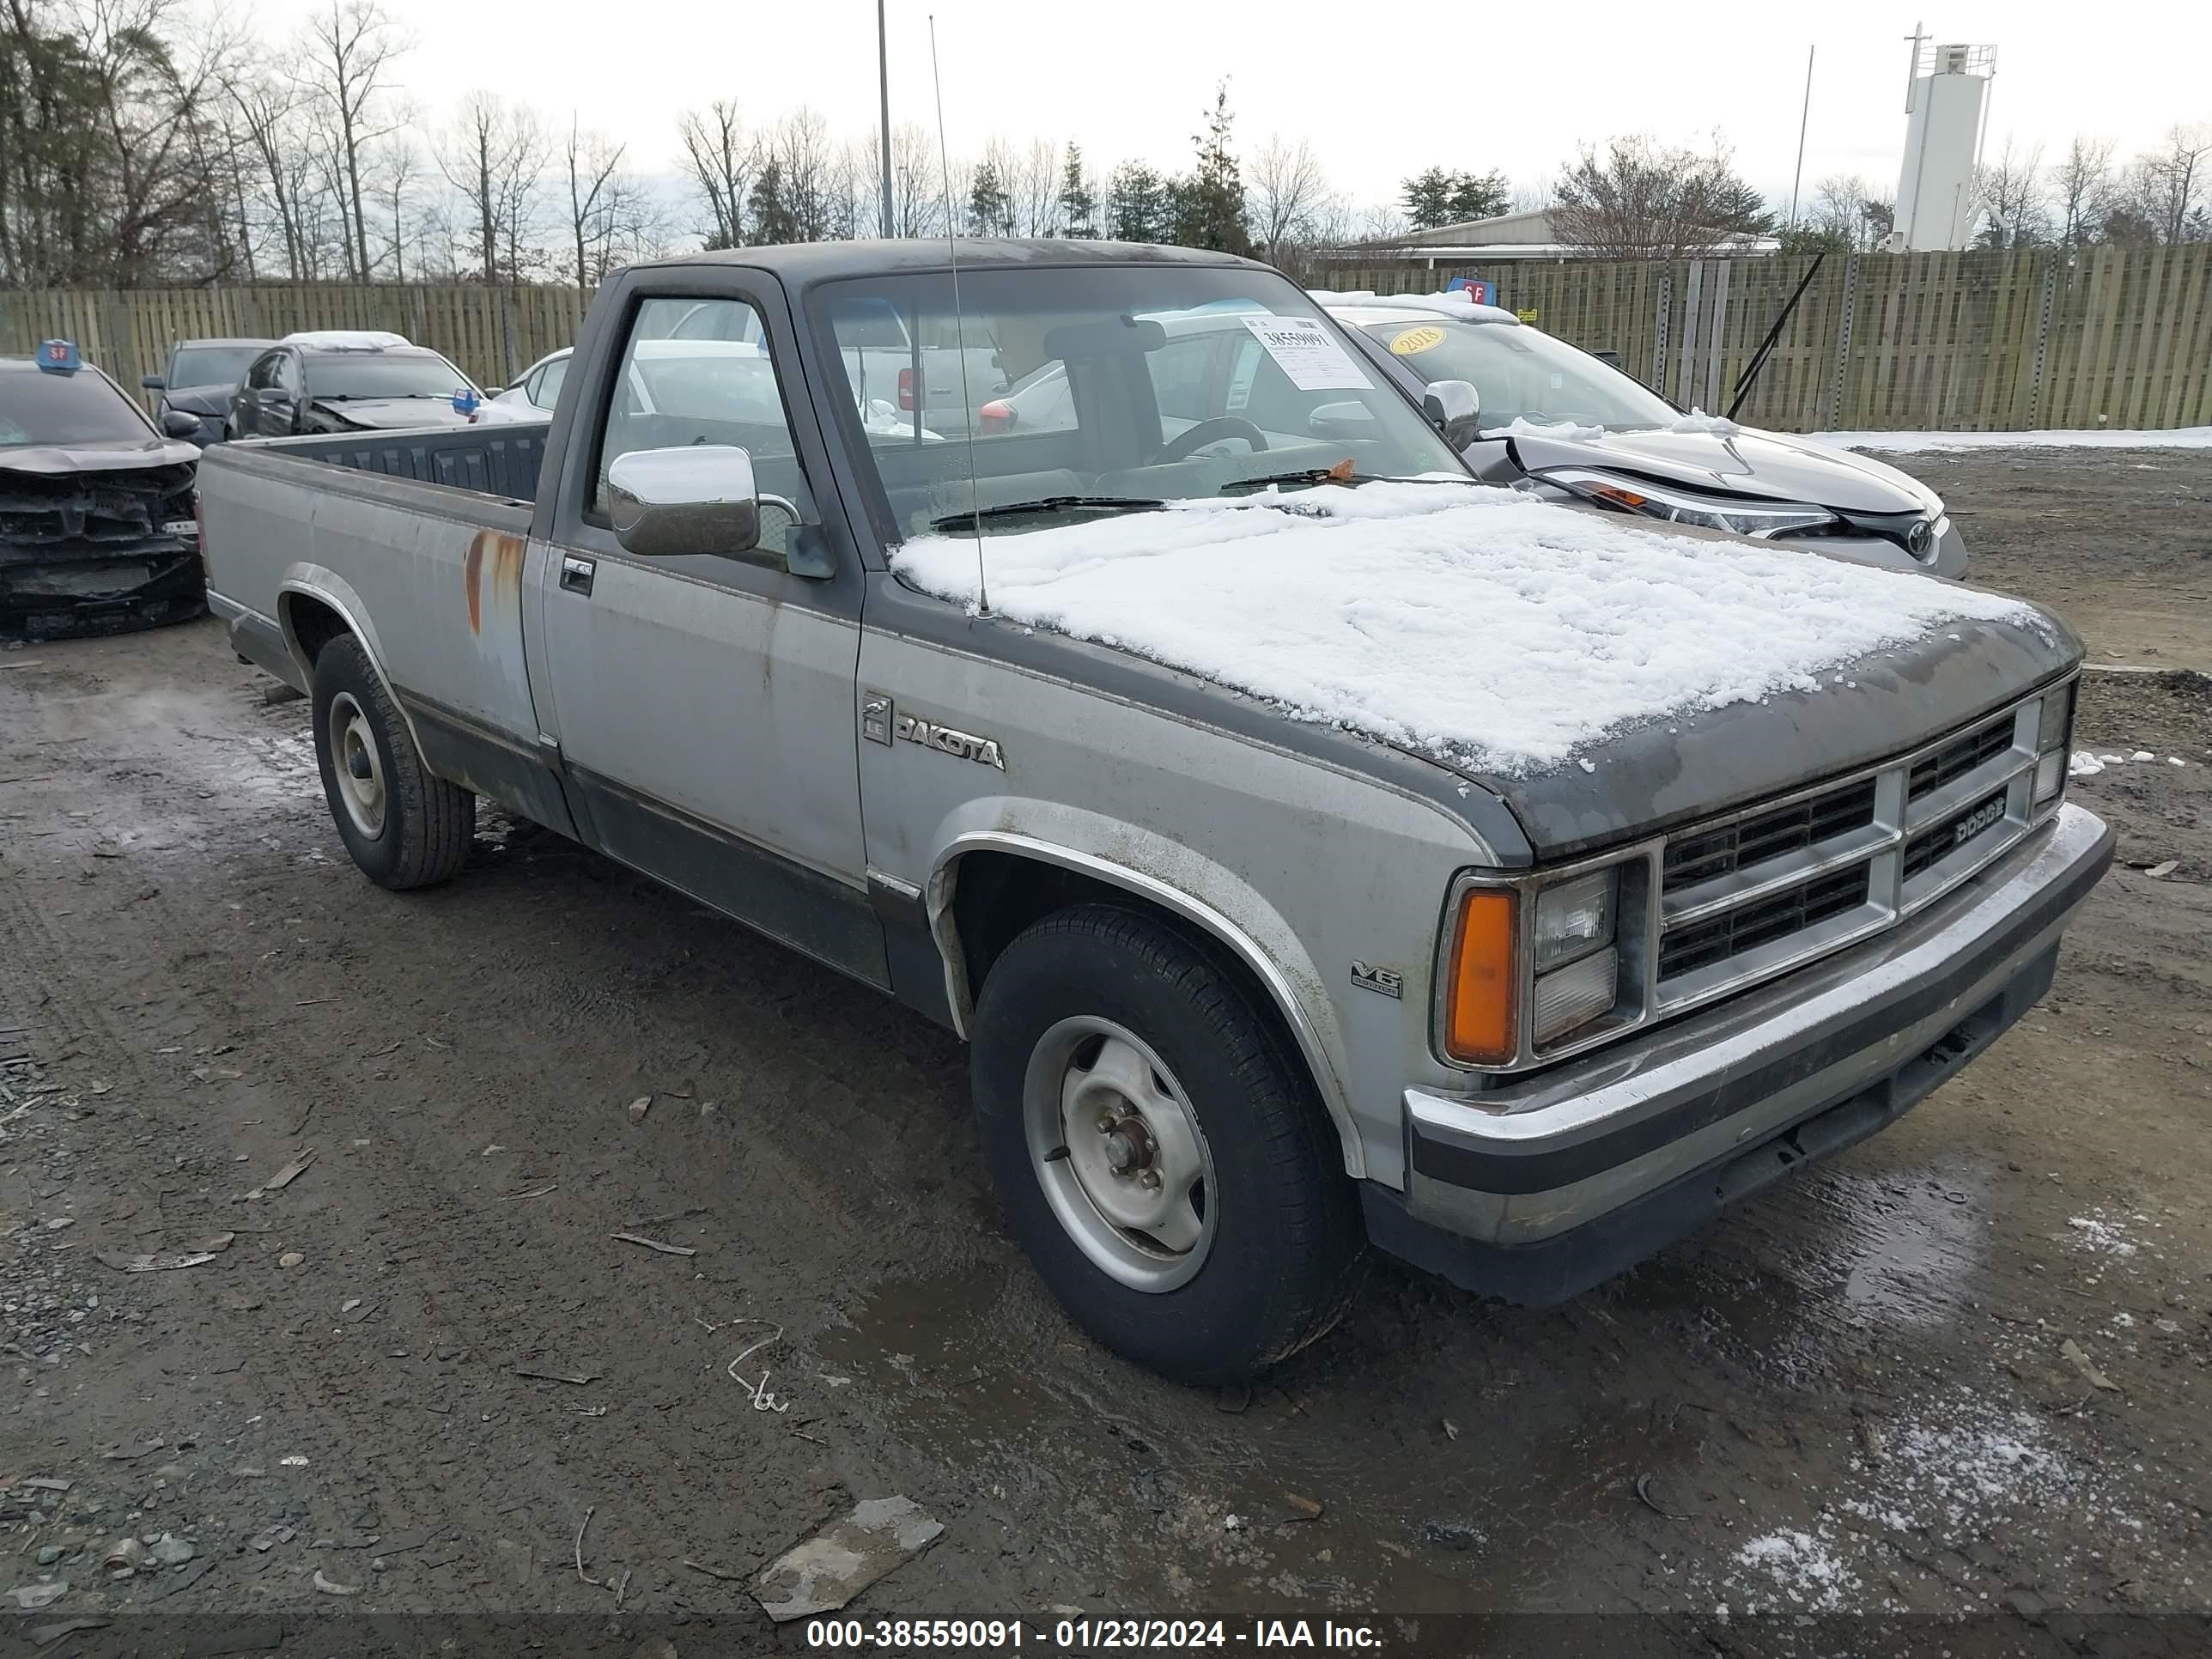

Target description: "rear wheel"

left=310, top=635, right=473, bottom=890
left=971, top=903, right=1365, bottom=1385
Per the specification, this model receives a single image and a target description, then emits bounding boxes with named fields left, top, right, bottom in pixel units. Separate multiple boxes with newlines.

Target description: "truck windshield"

left=167, top=345, right=265, bottom=388
left=304, top=355, right=471, bottom=400
left=809, top=265, right=1469, bottom=541
left=1355, top=317, right=1678, bottom=433
left=0, top=368, right=150, bottom=447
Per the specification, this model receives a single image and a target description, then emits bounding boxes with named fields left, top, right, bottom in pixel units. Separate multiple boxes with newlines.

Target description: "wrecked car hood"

left=312, top=398, right=474, bottom=431
left=0, top=434, right=202, bottom=476
left=1505, top=425, right=1942, bottom=516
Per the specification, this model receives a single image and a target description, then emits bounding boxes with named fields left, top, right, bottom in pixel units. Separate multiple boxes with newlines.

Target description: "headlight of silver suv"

left=1536, top=466, right=1839, bottom=539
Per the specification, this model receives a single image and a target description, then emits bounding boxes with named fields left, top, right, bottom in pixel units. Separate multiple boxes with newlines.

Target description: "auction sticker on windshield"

left=1239, top=315, right=1372, bottom=391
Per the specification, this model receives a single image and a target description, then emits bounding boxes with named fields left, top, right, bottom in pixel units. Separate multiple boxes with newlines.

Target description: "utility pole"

left=1787, top=45, right=1814, bottom=229
left=878, top=0, right=896, bottom=237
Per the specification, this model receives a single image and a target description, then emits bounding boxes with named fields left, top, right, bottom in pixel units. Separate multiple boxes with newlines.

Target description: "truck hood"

left=312, top=397, right=474, bottom=431
left=890, top=482, right=2075, bottom=861
left=0, top=434, right=203, bottom=475
left=1504, top=424, right=1942, bottom=516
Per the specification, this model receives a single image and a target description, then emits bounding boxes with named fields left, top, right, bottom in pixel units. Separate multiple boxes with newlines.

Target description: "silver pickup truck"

left=197, top=240, right=2113, bottom=1386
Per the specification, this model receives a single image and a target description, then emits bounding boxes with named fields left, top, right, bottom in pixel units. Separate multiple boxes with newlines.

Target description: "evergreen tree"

left=1057, top=143, right=1097, bottom=238
left=1172, top=80, right=1251, bottom=255
left=748, top=159, right=797, bottom=245
left=1402, top=166, right=1510, bottom=230
left=968, top=160, right=1010, bottom=236
left=1446, top=169, right=1510, bottom=222
left=1401, top=167, right=1455, bottom=231
left=1106, top=161, right=1170, bottom=242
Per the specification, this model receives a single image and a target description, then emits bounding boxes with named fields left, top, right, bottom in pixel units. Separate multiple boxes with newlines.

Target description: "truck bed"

left=258, top=422, right=550, bottom=505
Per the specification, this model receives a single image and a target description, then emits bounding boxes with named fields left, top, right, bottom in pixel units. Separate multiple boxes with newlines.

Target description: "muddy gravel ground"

left=2, top=448, right=2209, bottom=1656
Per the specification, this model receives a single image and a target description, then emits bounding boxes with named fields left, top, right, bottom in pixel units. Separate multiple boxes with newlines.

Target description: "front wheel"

left=971, top=903, right=1365, bottom=1385
left=310, top=635, right=474, bottom=890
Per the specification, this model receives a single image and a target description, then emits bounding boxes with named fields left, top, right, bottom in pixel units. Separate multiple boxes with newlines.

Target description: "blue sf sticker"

left=37, top=339, right=82, bottom=374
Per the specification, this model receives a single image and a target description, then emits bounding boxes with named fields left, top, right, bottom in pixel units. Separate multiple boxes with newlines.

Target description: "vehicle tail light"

left=897, top=367, right=917, bottom=410
left=1443, top=890, right=1517, bottom=1066
left=978, top=399, right=1015, bottom=434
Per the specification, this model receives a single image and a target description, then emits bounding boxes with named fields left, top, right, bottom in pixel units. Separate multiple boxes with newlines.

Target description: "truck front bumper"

left=1364, top=802, right=2113, bottom=1304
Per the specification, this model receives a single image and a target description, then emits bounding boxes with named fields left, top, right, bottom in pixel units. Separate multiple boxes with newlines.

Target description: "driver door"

left=532, top=282, right=884, bottom=986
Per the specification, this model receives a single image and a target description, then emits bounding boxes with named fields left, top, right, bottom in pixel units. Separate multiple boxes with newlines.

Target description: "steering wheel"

left=1152, top=416, right=1268, bottom=465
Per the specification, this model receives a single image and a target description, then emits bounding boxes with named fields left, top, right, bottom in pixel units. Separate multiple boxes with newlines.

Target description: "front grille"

left=1663, top=778, right=1877, bottom=888
left=1650, top=690, right=2051, bottom=1013
left=1908, top=714, right=2012, bottom=802
left=1659, top=864, right=1870, bottom=980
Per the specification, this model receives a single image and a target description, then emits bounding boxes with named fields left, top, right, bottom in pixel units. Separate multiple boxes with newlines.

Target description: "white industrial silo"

left=1889, top=30, right=1996, bottom=252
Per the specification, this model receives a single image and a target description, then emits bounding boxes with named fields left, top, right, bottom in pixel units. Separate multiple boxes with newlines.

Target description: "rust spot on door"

left=464, top=529, right=527, bottom=635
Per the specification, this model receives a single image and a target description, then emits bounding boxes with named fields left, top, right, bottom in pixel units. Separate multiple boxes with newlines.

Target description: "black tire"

left=310, top=635, right=474, bottom=890
left=971, top=903, right=1365, bottom=1386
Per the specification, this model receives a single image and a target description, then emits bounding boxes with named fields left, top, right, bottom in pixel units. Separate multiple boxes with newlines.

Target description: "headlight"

left=2033, top=678, right=2076, bottom=807
left=1534, top=868, right=1615, bottom=970
left=1537, top=467, right=1839, bottom=539
left=1440, top=861, right=1640, bottom=1067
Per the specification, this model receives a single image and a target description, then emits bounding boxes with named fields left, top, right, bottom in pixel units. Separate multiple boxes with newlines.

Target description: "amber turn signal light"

left=1445, top=889, right=1518, bottom=1066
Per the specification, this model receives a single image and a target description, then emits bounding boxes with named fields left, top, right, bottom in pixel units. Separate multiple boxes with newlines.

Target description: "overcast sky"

left=368, top=0, right=2210, bottom=215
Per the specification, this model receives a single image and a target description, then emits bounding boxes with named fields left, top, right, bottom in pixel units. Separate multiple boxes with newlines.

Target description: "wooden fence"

left=1327, top=244, right=2212, bottom=432
left=6, top=244, right=2212, bottom=431
left=0, top=284, right=591, bottom=406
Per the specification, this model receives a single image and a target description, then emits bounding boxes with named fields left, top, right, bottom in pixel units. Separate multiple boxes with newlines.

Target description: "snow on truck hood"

left=891, top=481, right=2054, bottom=781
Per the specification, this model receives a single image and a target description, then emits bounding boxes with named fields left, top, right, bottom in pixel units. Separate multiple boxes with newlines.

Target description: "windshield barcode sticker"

left=1239, top=315, right=1372, bottom=392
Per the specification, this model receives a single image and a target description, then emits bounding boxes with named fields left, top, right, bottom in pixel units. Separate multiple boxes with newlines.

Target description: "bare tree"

left=2125, top=124, right=2211, bottom=243
left=765, top=107, right=839, bottom=241
left=1249, top=136, right=1333, bottom=268
left=1551, top=135, right=1774, bottom=260
left=564, top=118, right=625, bottom=289
left=373, top=137, right=426, bottom=283
left=2052, top=135, right=2116, bottom=246
left=677, top=100, right=752, bottom=247
left=437, top=90, right=546, bottom=283
left=1976, top=137, right=2048, bottom=247
left=888, top=123, right=943, bottom=237
left=1006, top=137, right=1059, bottom=236
left=295, top=0, right=409, bottom=280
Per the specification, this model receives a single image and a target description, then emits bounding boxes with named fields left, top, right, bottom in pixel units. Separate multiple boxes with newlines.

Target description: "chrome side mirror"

left=608, top=445, right=761, bottom=558
left=1423, top=379, right=1481, bottom=449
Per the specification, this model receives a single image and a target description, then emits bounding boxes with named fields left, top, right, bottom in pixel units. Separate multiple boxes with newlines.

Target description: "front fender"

left=924, top=800, right=1364, bottom=1181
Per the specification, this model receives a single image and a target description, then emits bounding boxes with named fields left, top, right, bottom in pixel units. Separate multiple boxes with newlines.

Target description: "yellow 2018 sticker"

left=1389, top=325, right=1446, bottom=356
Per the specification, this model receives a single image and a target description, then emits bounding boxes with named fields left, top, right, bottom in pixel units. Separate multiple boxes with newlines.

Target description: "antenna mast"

left=929, top=13, right=988, bottom=616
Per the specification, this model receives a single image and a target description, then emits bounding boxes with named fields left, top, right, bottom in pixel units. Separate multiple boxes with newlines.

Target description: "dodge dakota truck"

left=196, top=240, right=2112, bottom=1386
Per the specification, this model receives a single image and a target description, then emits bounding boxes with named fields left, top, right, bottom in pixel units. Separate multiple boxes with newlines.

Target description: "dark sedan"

left=2, top=343, right=205, bottom=640
left=228, top=337, right=483, bottom=440
left=141, top=337, right=274, bottom=447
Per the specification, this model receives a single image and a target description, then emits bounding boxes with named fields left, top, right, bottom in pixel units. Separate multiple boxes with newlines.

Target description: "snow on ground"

left=1808, top=426, right=2212, bottom=453
left=1719, top=1386, right=2148, bottom=1616
left=892, top=482, right=2050, bottom=776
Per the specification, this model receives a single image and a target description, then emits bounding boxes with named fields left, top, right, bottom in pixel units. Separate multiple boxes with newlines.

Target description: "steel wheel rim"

left=328, top=692, right=386, bottom=839
left=1023, top=1015, right=1217, bottom=1293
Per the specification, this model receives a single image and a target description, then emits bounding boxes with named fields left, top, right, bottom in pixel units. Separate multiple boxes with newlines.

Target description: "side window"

left=536, top=355, right=569, bottom=410
left=246, top=352, right=281, bottom=391
left=592, top=298, right=816, bottom=556
left=280, top=354, right=304, bottom=395
left=1147, top=331, right=1218, bottom=423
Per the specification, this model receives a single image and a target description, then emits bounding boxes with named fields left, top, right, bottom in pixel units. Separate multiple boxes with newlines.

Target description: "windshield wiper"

left=1219, top=469, right=1393, bottom=495
left=929, top=495, right=1164, bottom=530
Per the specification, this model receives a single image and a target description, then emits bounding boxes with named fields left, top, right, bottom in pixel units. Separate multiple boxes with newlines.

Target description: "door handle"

left=559, top=555, right=596, bottom=595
